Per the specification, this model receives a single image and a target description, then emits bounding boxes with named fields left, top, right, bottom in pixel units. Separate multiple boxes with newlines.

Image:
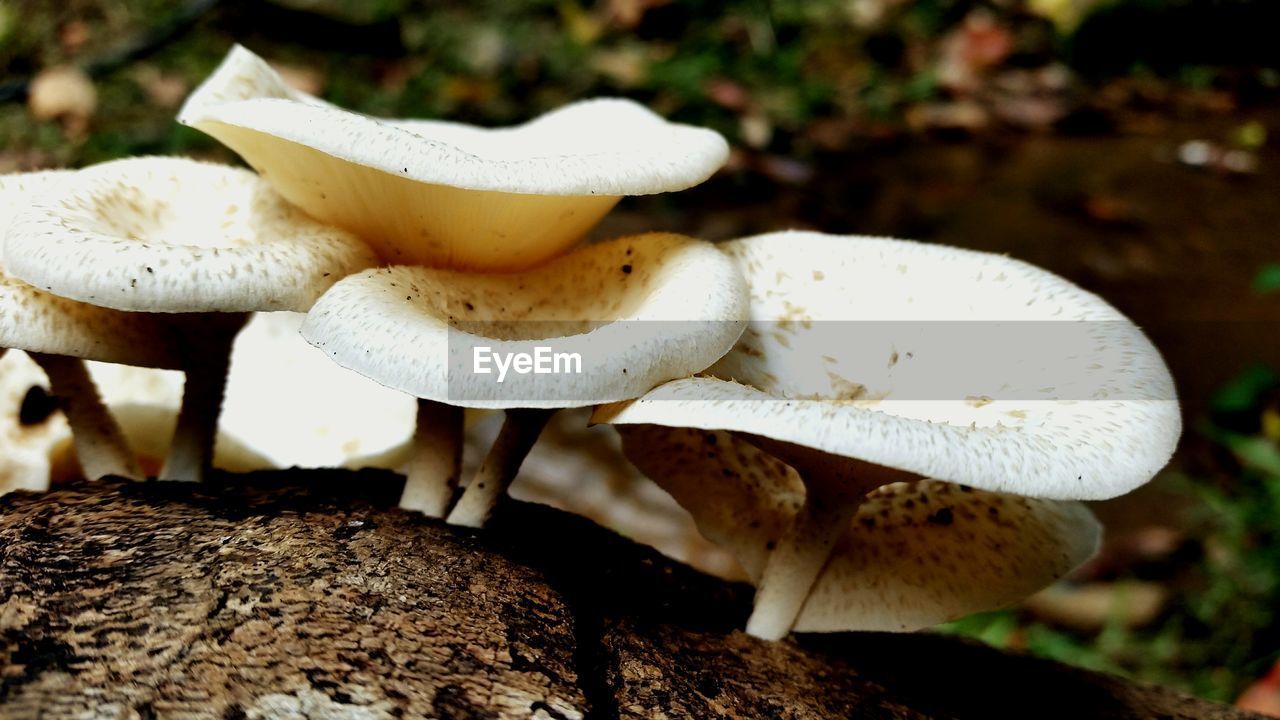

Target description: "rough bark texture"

left=0, top=473, right=1263, bottom=720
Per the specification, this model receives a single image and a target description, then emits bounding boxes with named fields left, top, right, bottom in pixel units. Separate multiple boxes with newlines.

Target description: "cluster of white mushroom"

left=0, top=45, right=1181, bottom=640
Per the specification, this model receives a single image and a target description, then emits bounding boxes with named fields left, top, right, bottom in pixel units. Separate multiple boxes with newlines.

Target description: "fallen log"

left=0, top=472, right=1261, bottom=719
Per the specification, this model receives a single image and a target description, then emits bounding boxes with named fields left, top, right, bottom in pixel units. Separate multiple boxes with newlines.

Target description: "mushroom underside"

left=617, top=424, right=1101, bottom=638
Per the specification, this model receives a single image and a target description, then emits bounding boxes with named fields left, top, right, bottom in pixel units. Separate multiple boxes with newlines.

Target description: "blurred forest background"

left=1, top=0, right=1279, bottom=711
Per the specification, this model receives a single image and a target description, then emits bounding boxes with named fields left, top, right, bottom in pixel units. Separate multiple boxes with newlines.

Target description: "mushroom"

left=4, top=157, right=379, bottom=482
left=301, top=233, right=748, bottom=522
left=87, top=311, right=416, bottom=471
left=616, top=425, right=1100, bottom=632
left=0, top=170, right=182, bottom=482
left=0, top=308, right=413, bottom=490
left=595, top=231, right=1180, bottom=639
left=475, top=407, right=746, bottom=580
left=1, top=351, right=76, bottom=494
left=177, top=45, right=729, bottom=270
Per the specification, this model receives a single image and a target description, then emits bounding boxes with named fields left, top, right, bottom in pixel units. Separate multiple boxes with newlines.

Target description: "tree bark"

left=0, top=473, right=1263, bottom=720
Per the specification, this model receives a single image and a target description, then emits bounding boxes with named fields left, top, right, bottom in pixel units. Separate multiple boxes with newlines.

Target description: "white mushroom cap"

left=302, top=233, right=748, bottom=409
left=177, top=45, right=729, bottom=270
left=85, top=312, right=416, bottom=468
left=0, top=170, right=180, bottom=368
left=5, top=157, right=378, bottom=314
left=619, top=425, right=1101, bottom=632
left=598, top=231, right=1181, bottom=501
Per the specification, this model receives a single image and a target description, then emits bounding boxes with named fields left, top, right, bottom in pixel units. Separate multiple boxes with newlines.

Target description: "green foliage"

left=3, top=0, right=1276, bottom=166
left=1254, top=264, right=1280, bottom=295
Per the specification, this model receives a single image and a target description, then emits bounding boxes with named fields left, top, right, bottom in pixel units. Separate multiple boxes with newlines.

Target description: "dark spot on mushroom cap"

left=704, top=433, right=717, bottom=445
left=19, top=385, right=59, bottom=426
left=621, top=264, right=632, bottom=274
left=928, top=507, right=955, bottom=526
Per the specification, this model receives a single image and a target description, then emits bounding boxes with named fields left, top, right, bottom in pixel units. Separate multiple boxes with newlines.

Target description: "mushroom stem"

left=400, top=398, right=464, bottom=517
left=744, top=470, right=863, bottom=641
left=28, top=352, right=142, bottom=481
left=160, top=313, right=247, bottom=483
left=446, top=408, right=554, bottom=528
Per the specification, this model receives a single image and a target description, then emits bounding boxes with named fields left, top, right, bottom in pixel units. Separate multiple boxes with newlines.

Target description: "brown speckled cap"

left=0, top=170, right=180, bottom=369
left=598, top=231, right=1181, bottom=501
left=301, top=233, right=748, bottom=409
left=5, top=157, right=378, bottom=314
left=597, top=230, right=1170, bottom=639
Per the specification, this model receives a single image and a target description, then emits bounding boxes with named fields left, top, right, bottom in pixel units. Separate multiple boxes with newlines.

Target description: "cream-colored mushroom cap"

left=302, top=233, right=748, bottom=409
left=5, top=157, right=378, bottom=314
left=178, top=45, right=730, bottom=270
left=0, top=170, right=181, bottom=368
left=619, top=425, right=1100, bottom=632
left=597, top=231, right=1181, bottom=500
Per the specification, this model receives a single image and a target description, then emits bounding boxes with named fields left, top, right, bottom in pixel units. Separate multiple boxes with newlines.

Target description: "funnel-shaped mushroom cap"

left=302, top=233, right=748, bottom=409
left=0, top=171, right=181, bottom=368
left=178, top=45, right=729, bottom=270
left=5, top=157, right=378, bottom=314
left=619, top=425, right=1100, bottom=632
left=597, top=232, right=1181, bottom=500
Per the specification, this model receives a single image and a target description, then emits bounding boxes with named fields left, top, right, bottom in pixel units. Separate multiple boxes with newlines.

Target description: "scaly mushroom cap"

left=302, top=233, right=748, bottom=409
left=5, top=157, right=378, bottom=314
left=177, top=45, right=729, bottom=270
left=0, top=170, right=181, bottom=368
left=618, top=425, right=1100, bottom=632
left=597, top=231, right=1181, bottom=500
